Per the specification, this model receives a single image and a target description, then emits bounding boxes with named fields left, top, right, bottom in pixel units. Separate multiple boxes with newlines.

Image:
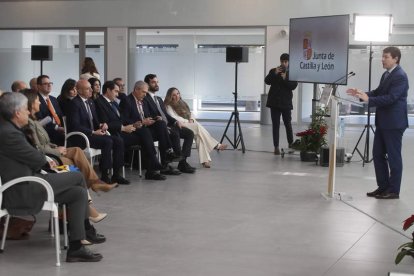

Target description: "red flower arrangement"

left=395, top=215, right=414, bottom=264
left=291, top=108, right=328, bottom=153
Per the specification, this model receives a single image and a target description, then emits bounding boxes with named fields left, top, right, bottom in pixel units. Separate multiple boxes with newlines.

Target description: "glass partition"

left=0, top=30, right=79, bottom=97
left=129, top=28, right=265, bottom=120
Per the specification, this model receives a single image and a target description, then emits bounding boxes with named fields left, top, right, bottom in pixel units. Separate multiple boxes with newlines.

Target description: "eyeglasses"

left=41, top=82, right=53, bottom=86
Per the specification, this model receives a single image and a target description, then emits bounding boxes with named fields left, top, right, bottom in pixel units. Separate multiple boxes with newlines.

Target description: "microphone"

left=331, top=71, right=355, bottom=85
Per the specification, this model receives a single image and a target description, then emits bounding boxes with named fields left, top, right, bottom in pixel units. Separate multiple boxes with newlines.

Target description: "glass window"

left=0, top=30, right=79, bottom=96
left=129, top=28, right=265, bottom=120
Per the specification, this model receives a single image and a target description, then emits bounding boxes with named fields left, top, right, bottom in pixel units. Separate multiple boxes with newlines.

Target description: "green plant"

left=291, top=107, right=328, bottom=153
left=395, top=215, right=414, bottom=264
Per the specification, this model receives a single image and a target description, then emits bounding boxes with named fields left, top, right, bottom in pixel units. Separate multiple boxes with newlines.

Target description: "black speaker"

left=226, top=47, right=248, bottom=63
left=31, top=45, right=53, bottom=61
left=319, top=147, right=345, bottom=167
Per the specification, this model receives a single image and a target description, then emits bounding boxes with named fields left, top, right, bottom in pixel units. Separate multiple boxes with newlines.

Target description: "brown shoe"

left=274, top=147, right=281, bottom=155
left=90, top=180, right=118, bottom=193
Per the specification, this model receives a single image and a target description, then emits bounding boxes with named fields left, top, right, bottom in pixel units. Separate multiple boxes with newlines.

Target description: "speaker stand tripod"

left=220, top=62, right=246, bottom=153
left=350, top=42, right=375, bottom=167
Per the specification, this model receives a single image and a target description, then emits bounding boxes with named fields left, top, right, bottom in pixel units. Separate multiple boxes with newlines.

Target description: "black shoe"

left=160, top=165, right=182, bottom=175
left=375, top=192, right=399, bottom=199
left=101, top=175, right=114, bottom=184
left=111, top=175, right=130, bottom=185
left=165, top=151, right=183, bottom=163
left=66, top=245, right=103, bottom=262
left=86, top=226, right=106, bottom=244
left=145, top=171, right=167, bottom=180
left=366, top=188, right=383, bottom=197
left=178, top=161, right=196, bottom=174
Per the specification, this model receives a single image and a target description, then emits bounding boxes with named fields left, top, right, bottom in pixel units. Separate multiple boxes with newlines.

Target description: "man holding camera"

left=265, top=53, right=298, bottom=155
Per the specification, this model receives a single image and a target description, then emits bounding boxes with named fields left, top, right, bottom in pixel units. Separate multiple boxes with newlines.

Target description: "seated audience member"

left=0, top=92, right=104, bottom=262
left=96, top=81, right=166, bottom=180
left=57, top=78, right=77, bottom=116
left=88, top=77, right=101, bottom=100
left=22, top=89, right=117, bottom=192
left=144, top=74, right=196, bottom=174
left=29, top=77, right=38, bottom=92
left=36, top=75, right=65, bottom=146
left=11, top=80, right=27, bottom=92
left=66, top=79, right=130, bottom=185
left=80, top=57, right=101, bottom=80
left=119, top=80, right=182, bottom=175
left=164, top=87, right=228, bottom=168
left=113, top=77, right=127, bottom=103
left=22, top=89, right=113, bottom=225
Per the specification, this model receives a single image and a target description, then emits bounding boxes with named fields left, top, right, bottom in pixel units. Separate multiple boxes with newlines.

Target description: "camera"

left=278, top=66, right=287, bottom=73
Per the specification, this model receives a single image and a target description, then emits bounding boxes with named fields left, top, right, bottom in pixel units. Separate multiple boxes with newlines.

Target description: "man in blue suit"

left=66, top=79, right=129, bottom=185
left=347, top=46, right=409, bottom=199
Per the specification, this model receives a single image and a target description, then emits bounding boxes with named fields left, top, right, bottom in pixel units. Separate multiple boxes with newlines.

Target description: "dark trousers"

left=373, top=128, right=405, bottom=194
left=270, top=107, right=293, bottom=148
left=89, top=135, right=125, bottom=172
left=148, top=120, right=173, bottom=164
left=170, top=126, right=194, bottom=158
left=41, top=172, right=88, bottom=241
left=122, top=128, right=162, bottom=172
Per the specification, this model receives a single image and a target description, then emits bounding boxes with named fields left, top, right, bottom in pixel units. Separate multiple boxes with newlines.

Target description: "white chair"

left=63, top=117, right=101, bottom=167
left=0, top=176, right=62, bottom=266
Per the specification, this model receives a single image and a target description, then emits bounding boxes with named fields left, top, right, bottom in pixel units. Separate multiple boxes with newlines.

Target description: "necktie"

left=382, top=71, right=390, bottom=83
left=154, top=96, right=168, bottom=123
left=110, top=101, right=120, bottom=117
left=46, top=98, right=61, bottom=126
left=84, top=100, right=94, bottom=130
left=136, top=101, right=145, bottom=120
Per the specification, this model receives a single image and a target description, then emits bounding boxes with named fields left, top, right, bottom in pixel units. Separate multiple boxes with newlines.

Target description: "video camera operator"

left=265, top=53, right=298, bottom=155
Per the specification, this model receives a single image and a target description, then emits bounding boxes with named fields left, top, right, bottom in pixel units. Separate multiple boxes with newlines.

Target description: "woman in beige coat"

left=164, top=87, right=227, bottom=168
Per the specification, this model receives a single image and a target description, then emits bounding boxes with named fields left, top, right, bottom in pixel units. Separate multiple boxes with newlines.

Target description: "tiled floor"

left=1, top=122, right=414, bottom=275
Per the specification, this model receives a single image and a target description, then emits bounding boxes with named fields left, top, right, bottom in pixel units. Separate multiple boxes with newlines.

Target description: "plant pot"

left=300, top=151, right=317, bottom=162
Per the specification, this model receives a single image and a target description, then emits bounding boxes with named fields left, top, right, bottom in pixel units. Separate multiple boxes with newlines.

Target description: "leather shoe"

left=366, top=188, right=384, bottom=197
left=178, top=161, right=196, bottom=174
left=101, top=175, right=115, bottom=184
left=160, top=165, right=181, bottom=175
left=145, top=171, right=166, bottom=180
left=86, top=226, right=106, bottom=244
left=111, top=175, right=130, bottom=185
left=274, top=147, right=281, bottom=155
left=375, top=192, right=399, bottom=199
left=66, top=245, right=103, bottom=262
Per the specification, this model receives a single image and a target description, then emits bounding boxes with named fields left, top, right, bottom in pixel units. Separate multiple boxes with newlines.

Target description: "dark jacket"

left=0, top=119, right=48, bottom=215
left=95, top=95, right=123, bottom=136
left=367, top=65, right=409, bottom=130
left=265, top=68, right=298, bottom=110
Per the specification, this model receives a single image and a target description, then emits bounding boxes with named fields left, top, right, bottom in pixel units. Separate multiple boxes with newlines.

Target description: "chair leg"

left=130, top=150, right=135, bottom=171
left=139, top=149, right=142, bottom=178
left=62, top=204, right=68, bottom=250
left=50, top=211, right=55, bottom=238
left=0, top=214, right=10, bottom=252
left=53, top=206, right=61, bottom=266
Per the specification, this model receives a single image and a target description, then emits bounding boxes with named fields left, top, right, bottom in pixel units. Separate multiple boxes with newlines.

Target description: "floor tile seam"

left=321, top=220, right=378, bottom=276
left=340, top=199, right=411, bottom=239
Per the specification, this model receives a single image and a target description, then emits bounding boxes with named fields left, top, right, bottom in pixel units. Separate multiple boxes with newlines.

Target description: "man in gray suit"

left=0, top=92, right=103, bottom=262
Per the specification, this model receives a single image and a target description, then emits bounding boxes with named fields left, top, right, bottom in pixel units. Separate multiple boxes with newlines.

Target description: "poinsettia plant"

left=291, top=107, right=328, bottom=153
left=395, top=215, right=414, bottom=264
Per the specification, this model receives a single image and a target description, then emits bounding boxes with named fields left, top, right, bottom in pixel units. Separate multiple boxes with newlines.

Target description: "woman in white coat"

left=164, top=87, right=227, bottom=168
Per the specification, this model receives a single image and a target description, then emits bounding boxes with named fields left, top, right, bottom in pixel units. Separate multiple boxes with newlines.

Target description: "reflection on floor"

left=1, top=122, right=414, bottom=275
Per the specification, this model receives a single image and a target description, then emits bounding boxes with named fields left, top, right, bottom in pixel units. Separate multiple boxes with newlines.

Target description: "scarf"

left=170, top=100, right=191, bottom=120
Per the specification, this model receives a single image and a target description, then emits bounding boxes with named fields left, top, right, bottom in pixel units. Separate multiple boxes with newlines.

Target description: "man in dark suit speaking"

left=347, top=46, right=409, bottom=199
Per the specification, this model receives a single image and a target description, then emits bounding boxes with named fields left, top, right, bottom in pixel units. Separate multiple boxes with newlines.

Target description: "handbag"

left=0, top=215, right=36, bottom=240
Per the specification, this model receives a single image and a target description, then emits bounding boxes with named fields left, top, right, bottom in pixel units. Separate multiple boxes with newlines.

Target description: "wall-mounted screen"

left=288, top=14, right=350, bottom=84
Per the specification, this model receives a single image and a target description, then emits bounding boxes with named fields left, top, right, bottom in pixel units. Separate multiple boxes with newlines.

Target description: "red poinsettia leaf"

left=403, top=215, right=414, bottom=231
